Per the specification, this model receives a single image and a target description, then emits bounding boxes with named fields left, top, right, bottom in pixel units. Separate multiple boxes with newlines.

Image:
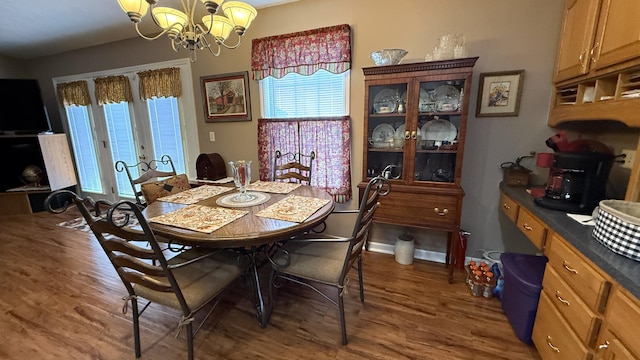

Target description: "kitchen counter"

left=500, top=183, right=640, bottom=299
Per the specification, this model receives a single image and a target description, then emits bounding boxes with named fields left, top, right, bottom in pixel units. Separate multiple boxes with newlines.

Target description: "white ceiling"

left=0, top=0, right=294, bottom=60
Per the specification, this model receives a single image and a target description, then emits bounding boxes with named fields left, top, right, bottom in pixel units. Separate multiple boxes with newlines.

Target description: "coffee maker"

left=534, top=152, right=614, bottom=214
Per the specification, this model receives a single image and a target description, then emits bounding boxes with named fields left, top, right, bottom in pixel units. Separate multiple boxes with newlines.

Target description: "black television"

left=0, top=78, right=52, bottom=135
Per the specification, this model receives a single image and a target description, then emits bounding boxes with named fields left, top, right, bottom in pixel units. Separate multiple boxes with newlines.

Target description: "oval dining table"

left=143, top=184, right=335, bottom=327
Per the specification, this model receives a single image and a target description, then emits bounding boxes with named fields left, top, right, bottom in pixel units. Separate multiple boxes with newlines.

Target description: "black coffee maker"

left=534, top=152, right=614, bottom=214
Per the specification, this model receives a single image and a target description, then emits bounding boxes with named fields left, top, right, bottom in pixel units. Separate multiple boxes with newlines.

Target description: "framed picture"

left=475, top=70, right=524, bottom=117
left=201, top=71, right=252, bottom=122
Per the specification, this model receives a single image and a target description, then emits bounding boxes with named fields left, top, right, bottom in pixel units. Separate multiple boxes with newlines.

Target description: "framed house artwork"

left=476, top=70, right=524, bottom=117
left=201, top=71, right=252, bottom=122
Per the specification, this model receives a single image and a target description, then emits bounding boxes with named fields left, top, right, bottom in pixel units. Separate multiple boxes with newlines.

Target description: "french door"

left=55, top=59, right=199, bottom=202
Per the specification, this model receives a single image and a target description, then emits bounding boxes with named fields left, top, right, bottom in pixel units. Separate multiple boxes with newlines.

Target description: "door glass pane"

left=415, top=80, right=463, bottom=183
left=104, top=102, right=138, bottom=197
left=65, top=105, right=102, bottom=193
left=366, top=83, right=407, bottom=180
left=146, top=96, right=186, bottom=174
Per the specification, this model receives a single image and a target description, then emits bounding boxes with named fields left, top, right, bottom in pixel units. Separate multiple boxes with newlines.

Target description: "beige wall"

left=16, top=0, right=568, bottom=256
left=0, top=54, right=27, bottom=77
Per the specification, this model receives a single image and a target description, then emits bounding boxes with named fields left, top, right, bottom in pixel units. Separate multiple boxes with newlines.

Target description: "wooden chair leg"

left=358, top=256, right=365, bottom=303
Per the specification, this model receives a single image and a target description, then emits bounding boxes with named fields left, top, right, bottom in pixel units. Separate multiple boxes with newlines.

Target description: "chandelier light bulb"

left=116, top=0, right=256, bottom=62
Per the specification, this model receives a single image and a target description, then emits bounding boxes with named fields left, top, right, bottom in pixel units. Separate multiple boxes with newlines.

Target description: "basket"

left=592, top=200, right=640, bottom=261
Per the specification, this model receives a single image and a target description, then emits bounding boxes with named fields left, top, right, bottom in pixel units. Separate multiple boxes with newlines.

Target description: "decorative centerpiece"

left=229, top=160, right=253, bottom=201
left=370, top=49, right=408, bottom=66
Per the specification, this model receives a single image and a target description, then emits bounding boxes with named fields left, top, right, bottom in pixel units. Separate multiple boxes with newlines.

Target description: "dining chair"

left=45, top=189, right=245, bottom=360
left=115, top=155, right=189, bottom=208
left=267, top=176, right=390, bottom=345
left=272, top=150, right=316, bottom=185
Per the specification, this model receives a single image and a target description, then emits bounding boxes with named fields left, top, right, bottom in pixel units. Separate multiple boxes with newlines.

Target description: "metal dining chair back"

left=268, top=176, right=390, bottom=344
left=115, top=155, right=183, bottom=207
left=45, top=190, right=244, bottom=360
left=272, top=150, right=315, bottom=185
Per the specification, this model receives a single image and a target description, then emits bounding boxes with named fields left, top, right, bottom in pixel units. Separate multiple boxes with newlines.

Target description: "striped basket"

left=593, top=200, right=640, bottom=262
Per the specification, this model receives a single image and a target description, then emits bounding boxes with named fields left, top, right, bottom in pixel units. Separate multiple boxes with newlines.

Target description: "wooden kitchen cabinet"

left=359, top=57, right=477, bottom=283
left=594, top=288, right=640, bottom=359
left=550, top=0, right=640, bottom=127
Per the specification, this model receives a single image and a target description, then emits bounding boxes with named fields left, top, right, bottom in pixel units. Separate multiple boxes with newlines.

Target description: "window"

left=260, top=70, right=349, bottom=118
left=54, top=59, right=199, bottom=202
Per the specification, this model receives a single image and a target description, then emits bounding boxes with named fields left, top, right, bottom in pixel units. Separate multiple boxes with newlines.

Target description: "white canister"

left=395, top=234, right=415, bottom=265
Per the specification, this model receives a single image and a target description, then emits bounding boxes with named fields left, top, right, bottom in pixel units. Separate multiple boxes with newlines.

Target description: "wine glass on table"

left=229, top=160, right=252, bottom=201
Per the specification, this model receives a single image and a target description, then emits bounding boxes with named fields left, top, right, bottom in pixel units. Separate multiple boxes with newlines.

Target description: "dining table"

left=142, top=181, right=335, bottom=327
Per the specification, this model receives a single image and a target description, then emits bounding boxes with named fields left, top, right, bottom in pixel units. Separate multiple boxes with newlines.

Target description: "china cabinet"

left=359, top=57, right=477, bottom=283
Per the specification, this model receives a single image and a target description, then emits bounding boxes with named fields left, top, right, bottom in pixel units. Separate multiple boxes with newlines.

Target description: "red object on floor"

left=456, top=230, right=469, bottom=269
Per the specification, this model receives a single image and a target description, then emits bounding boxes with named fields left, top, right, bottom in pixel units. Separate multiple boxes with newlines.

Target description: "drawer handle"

left=434, top=207, right=449, bottom=216
left=522, top=223, right=533, bottom=231
left=597, top=341, right=609, bottom=350
left=546, top=336, right=560, bottom=353
left=562, top=261, right=578, bottom=274
left=554, top=291, right=570, bottom=306
left=502, top=203, right=511, bottom=210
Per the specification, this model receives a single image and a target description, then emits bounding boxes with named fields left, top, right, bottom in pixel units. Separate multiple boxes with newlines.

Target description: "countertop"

left=500, top=183, right=640, bottom=300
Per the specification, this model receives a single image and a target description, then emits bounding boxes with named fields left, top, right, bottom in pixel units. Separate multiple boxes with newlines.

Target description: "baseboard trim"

left=366, top=241, right=486, bottom=266
left=366, top=241, right=447, bottom=264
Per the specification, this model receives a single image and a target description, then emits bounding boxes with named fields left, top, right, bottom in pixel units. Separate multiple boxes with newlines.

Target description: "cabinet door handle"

left=590, top=42, right=600, bottom=63
left=411, top=130, right=418, bottom=139
left=555, top=291, right=571, bottom=306
left=502, top=203, right=511, bottom=210
left=562, top=260, right=578, bottom=274
left=404, top=130, right=411, bottom=140
left=597, top=341, right=609, bottom=350
left=434, top=207, right=448, bottom=216
left=546, top=336, right=560, bottom=353
left=579, top=49, right=588, bottom=70
left=522, top=223, right=533, bottom=231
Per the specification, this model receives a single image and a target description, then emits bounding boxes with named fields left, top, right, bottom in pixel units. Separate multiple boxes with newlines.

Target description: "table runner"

left=149, top=204, right=248, bottom=233
left=247, top=180, right=302, bottom=194
left=256, top=195, right=330, bottom=223
left=158, top=185, right=232, bottom=204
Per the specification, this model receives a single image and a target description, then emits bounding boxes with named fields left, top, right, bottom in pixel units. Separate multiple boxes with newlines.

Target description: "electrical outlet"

left=621, top=149, right=636, bottom=169
left=209, top=131, right=215, bottom=142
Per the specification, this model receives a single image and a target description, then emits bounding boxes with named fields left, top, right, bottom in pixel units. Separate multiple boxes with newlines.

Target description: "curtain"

left=56, top=80, right=91, bottom=106
left=137, top=67, right=182, bottom=100
left=94, top=75, right=133, bottom=105
left=251, top=24, right=351, bottom=80
left=258, top=117, right=352, bottom=203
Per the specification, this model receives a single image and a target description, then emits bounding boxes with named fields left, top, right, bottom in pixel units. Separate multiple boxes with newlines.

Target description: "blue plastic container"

left=500, top=252, right=547, bottom=345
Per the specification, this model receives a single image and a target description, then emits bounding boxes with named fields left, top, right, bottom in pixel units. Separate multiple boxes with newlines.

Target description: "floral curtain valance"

left=251, top=24, right=351, bottom=80
left=137, top=67, right=182, bottom=100
left=94, top=75, right=133, bottom=105
left=56, top=80, right=91, bottom=107
left=257, top=116, right=352, bottom=203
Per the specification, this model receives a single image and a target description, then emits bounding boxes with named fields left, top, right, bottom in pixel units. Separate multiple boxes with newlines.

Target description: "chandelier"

left=116, top=0, right=257, bottom=61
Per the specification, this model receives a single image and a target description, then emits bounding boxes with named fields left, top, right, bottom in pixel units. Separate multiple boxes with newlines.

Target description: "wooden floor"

left=0, top=209, right=541, bottom=360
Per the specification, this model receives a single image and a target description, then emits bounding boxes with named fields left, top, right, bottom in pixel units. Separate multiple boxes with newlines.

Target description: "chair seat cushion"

left=278, top=241, right=350, bottom=285
left=135, top=248, right=242, bottom=311
left=140, top=174, right=191, bottom=205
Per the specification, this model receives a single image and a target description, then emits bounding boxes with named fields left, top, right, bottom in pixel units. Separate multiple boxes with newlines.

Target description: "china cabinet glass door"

left=413, top=79, right=465, bottom=184
left=366, top=82, right=408, bottom=180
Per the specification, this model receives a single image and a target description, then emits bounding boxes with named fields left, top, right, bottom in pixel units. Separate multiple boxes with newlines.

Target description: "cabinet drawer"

left=516, top=207, right=547, bottom=250
left=542, top=264, right=601, bottom=346
left=373, top=191, right=458, bottom=229
left=499, top=192, right=519, bottom=222
left=595, top=328, right=638, bottom=360
left=533, top=292, right=592, bottom=360
left=546, top=234, right=610, bottom=313
left=605, top=290, right=640, bottom=358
